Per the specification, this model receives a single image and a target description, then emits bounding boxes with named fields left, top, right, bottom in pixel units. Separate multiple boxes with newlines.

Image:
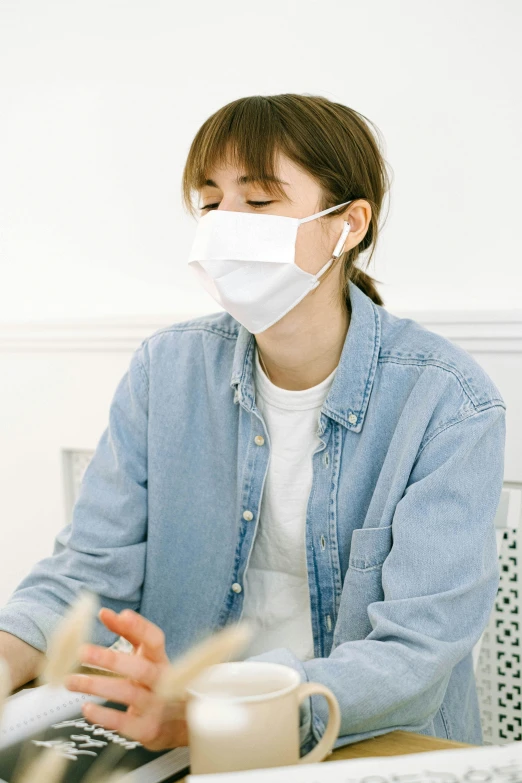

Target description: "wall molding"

left=0, top=315, right=192, bottom=352
left=0, top=310, right=521, bottom=353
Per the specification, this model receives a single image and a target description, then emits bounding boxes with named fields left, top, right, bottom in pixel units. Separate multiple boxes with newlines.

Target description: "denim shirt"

left=0, top=280, right=506, bottom=752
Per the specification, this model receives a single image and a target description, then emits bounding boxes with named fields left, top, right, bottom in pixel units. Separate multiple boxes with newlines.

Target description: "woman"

left=0, top=94, right=506, bottom=753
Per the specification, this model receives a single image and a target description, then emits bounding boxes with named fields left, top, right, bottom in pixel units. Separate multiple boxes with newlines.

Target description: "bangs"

left=181, top=97, right=293, bottom=217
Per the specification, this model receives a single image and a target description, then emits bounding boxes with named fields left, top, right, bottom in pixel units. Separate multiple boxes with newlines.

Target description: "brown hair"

left=181, top=94, right=392, bottom=309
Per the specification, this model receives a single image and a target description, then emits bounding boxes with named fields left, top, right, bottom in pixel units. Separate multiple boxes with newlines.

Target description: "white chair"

left=61, top=449, right=95, bottom=523
left=474, top=482, right=522, bottom=744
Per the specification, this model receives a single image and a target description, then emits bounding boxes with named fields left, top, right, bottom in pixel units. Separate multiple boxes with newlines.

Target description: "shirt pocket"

left=349, top=524, right=393, bottom=571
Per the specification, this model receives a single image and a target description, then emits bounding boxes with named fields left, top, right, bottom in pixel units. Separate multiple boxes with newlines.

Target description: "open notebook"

left=0, top=684, right=190, bottom=782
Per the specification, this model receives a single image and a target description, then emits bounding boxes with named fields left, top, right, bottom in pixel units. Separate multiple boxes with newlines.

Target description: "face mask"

left=187, top=199, right=353, bottom=333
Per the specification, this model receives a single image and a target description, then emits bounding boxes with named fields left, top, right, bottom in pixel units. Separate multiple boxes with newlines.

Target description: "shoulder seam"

left=417, top=403, right=505, bottom=460
left=378, top=355, right=502, bottom=410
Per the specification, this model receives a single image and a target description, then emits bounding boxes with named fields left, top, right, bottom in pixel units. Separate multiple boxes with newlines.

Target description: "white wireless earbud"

left=332, top=221, right=351, bottom=258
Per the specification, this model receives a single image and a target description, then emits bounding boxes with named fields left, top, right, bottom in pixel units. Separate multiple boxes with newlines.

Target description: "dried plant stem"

left=13, top=745, right=68, bottom=783
left=155, top=622, right=253, bottom=702
left=10, top=592, right=98, bottom=780
left=41, top=592, right=99, bottom=688
left=77, top=741, right=128, bottom=783
left=95, top=773, right=128, bottom=783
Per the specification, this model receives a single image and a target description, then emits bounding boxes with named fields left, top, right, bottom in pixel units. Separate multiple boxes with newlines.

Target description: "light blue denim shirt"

left=0, top=280, right=506, bottom=752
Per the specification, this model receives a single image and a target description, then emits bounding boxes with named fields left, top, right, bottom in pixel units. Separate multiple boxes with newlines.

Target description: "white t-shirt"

left=240, top=346, right=337, bottom=661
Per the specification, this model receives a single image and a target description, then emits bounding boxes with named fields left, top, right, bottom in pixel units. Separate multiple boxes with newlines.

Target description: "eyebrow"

left=203, top=175, right=290, bottom=188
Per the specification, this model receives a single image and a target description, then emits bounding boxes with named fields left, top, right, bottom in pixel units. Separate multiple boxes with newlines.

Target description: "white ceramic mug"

left=186, top=661, right=341, bottom=775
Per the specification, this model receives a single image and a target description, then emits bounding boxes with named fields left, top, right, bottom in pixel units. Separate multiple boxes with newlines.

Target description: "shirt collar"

left=230, top=278, right=381, bottom=433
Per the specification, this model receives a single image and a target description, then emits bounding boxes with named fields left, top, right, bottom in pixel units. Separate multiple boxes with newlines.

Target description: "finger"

left=65, top=673, right=155, bottom=713
left=79, top=644, right=160, bottom=689
left=97, top=607, right=139, bottom=651
left=81, top=701, right=162, bottom=747
left=98, top=609, right=167, bottom=664
left=97, top=607, right=132, bottom=640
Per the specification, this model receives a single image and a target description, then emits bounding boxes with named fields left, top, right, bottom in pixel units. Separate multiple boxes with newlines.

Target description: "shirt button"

left=231, top=583, right=242, bottom=593
left=254, top=435, right=265, bottom=446
left=243, top=510, right=254, bottom=521
left=348, top=413, right=357, bottom=425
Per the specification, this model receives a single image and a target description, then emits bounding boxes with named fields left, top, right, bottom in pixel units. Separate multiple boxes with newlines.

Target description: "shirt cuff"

left=0, top=601, right=65, bottom=652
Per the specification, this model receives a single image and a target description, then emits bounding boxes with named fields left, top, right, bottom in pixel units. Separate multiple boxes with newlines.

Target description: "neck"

left=255, top=294, right=350, bottom=391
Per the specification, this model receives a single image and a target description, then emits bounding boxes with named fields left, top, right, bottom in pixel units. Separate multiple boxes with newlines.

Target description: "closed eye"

left=200, top=201, right=273, bottom=211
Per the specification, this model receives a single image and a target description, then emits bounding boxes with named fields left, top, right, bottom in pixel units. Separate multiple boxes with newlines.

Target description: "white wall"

left=1, top=0, right=521, bottom=321
left=1, top=2, right=521, bottom=604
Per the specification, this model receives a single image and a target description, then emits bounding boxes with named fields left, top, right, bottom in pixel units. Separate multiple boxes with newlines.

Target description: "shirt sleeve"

left=0, top=343, right=150, bottom=652
left=248, top=403, right=506, bottom=753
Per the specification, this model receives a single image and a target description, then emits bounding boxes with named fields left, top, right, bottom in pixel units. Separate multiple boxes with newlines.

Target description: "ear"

left=342, top=200, right=372, bottom=249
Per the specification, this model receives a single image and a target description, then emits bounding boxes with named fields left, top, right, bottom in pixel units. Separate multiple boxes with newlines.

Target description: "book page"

left=0, top=684, right=104, bottom=749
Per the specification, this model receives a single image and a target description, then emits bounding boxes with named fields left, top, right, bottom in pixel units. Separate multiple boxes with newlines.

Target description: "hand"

left=64, top=607, right=188, bottom=750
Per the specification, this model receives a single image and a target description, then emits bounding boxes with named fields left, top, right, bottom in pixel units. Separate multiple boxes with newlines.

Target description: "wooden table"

left=326, top=730, right=470, bottom=761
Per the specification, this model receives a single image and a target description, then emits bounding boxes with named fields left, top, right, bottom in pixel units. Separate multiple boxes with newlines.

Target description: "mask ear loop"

left=314, top=221, right=352, bottom=283
left=298, top=199, right=353, bottom=224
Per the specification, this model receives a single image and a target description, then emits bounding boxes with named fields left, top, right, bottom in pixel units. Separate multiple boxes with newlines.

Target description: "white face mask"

left=187, top=200, right=353, bottom=333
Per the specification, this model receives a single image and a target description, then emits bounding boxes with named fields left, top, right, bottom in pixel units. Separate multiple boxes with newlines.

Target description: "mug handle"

left=296, top=682, right=341, bottom=764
